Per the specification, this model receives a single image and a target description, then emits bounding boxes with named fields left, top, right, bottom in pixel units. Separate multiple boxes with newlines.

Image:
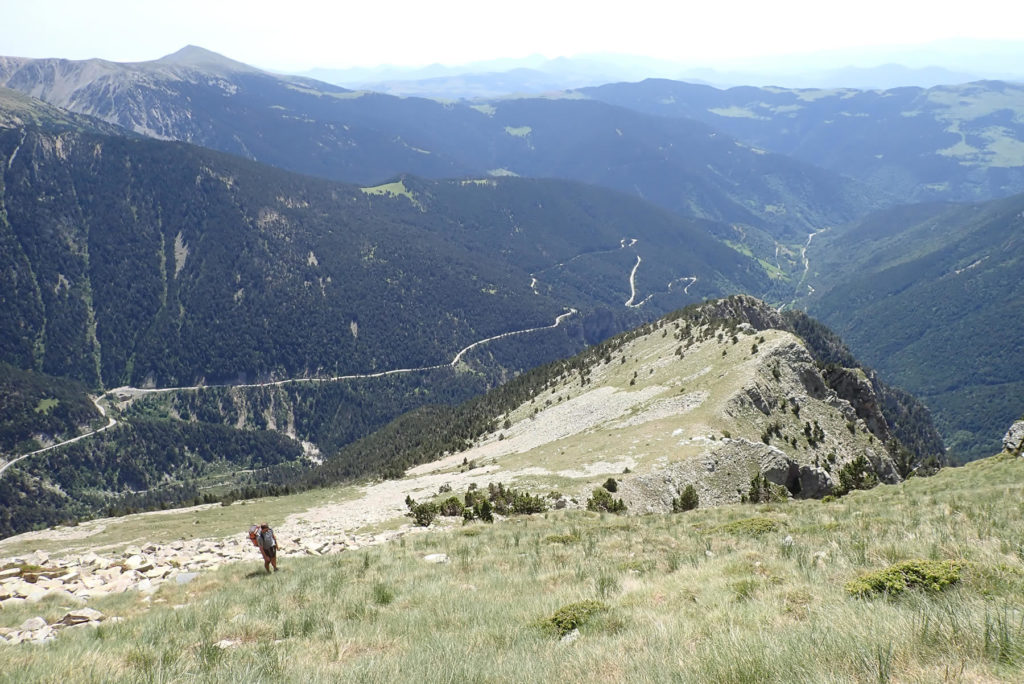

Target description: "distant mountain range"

left=295, top=39, right=1024, bottom=96
left=581, top=78, right=1024, bottom=204
left=0, top=46, right=878, bottom=242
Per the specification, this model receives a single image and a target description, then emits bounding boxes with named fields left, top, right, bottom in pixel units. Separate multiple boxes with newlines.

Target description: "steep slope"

left=0, top=48, right=877, bottom=238
left=800, top=194, right=1024, bottom=462
left=304, top=296, right=942, bottom=508
left=0, top=297, right=942, bottom=538
left=0, top=117, right=770, bottom=391
left=583, top=78, right=1024, bottom=204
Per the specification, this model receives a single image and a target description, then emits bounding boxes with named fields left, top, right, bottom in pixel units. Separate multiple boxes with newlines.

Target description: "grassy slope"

left=3, top=455, right=1022, bottom=682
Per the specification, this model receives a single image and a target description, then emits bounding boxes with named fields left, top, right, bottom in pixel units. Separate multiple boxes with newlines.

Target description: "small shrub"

left=746, top=474, right=786, bottom=503
left=405, top=496, right=438, bottom=527
left=715, top=517, right=780, bottom=536
left=587, top=487, right=627, bottom=514
left=672, top=484, right=699, bottom=512
left=602, top=477, right=618, bottom=492
left=545, top=600, right=609, bottom=637
left=845, top=559, right=963, bottom=598
left=438, top=496, right=465, bottom=517
left=477, top=498, right=494, bottom=523
left=834, top=454, right=879, bottom=496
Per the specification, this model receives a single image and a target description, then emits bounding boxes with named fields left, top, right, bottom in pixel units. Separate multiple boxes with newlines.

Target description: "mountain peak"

left=155, top=45, right=259, bottom=74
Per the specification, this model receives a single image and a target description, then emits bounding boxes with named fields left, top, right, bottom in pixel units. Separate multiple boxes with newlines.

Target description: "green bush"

left=545, top=600, right=609, bottom=637
left=477, top=498, right=494, bottom=523
left=714, top=517, right=780, bottom=536
left=834, top=454, right=879, bottom=496
left=602, top=477, right=618, bottom=493
left=404, top=496, right=438, bottom=527
left=846, top=559, right=963, bottom=598
left=745, top=474, right=786, bottom=503
left=672, top=484, right=699, bottom=512
left=437, top=496, right=465, bottom=517
left=587, top=487, right=627, bottom=514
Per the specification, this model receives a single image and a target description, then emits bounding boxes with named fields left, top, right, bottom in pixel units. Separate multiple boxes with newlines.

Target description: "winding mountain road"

left=0, top=309, right=578, bottom=478
left=2, top=233, right=700, bottom=478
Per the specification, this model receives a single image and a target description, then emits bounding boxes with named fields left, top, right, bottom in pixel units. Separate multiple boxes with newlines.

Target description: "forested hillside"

left=583, top=79, right=1024, bottom=204
left=0, top=119, right=769, bottom=391
left=0, top=363, right=104, bottom=454
left=803, top=194, right=1024, bottom=461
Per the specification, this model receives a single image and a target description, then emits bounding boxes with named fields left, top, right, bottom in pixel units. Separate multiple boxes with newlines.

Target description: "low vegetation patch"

left=846, top=559, right=963, bottom=598
left=672, top=484, right=699, bottom=512
left=586, top=487, right=627, bottom=514
left=714, top=516, right=780, bottom=535
left=544, top=600, right=609, bottom=637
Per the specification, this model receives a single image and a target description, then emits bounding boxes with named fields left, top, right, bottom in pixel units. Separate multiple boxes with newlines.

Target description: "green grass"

left=33, top=398, right=59, bottom=414
left=359, top=180, right=423, bottom=209
left=3, top=456, right=1023, bottom=682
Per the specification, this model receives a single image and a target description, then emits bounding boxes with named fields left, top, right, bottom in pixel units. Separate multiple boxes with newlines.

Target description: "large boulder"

left=1004, top=421, right=1024, bottom=456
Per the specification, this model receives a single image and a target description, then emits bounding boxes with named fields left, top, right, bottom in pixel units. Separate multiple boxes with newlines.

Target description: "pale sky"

left=3, top=0, right=1023, bottom=71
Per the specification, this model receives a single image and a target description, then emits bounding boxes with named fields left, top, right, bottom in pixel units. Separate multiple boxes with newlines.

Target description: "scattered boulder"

left=423, top=554, right=449, bottom=564
left=1004, top=421, right=1024, bottom=456
left=60, top=608, right=103, bottom=626
left=19, top=617, right=47, bottom=632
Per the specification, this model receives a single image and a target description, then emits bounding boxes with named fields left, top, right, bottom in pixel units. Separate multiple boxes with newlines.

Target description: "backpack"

left=260, top=528, right=277, bottom=550
left=248, top=525, right=260, bottom=547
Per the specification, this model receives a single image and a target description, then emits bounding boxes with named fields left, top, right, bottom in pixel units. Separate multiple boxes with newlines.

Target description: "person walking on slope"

left=257, top=523, right=278, bottom=573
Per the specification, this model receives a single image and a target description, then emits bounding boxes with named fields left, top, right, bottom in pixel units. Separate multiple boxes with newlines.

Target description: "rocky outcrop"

left=822, top=366, right=891, bottom=444
left=1004, top=421, right=1024, bottom=456
left=618, top=437, right=842, bottom=512
left=689, top=294, right=787, bottom=332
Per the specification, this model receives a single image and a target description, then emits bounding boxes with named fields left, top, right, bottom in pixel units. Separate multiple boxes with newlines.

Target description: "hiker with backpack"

left=249, top=523, right=278, bottom=573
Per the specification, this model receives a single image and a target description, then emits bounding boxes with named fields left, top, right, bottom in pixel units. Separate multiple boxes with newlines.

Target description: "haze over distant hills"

left=297, top=38, right=1024, bottom=98
left=0, top=46, right=874, bottom=242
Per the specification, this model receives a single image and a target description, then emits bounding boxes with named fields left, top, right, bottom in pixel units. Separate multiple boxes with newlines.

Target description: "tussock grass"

left=3, top=456, right=1024, bottom=682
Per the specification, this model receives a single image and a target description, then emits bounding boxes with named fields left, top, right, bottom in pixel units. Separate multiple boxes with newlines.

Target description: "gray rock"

left=1004, top=421, right=1024, bottom=456
left=175, top=572, right=199, bottom=585
left=20, top=616, right=47, bottom=632
left=560, top=628, right=580, bottom=644
left=423, top=554, right=449, bottom=564
left=798, top=465, right=833, bottom=498
left=61, top=608, right=103, bottom=625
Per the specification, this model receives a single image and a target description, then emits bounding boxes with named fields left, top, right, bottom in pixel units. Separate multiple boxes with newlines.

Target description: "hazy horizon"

left=4, top=0, right=1024, bottom=74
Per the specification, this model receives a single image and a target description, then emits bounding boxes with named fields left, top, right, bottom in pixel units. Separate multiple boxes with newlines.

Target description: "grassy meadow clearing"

left=2, top=454, right=1023, bottom=683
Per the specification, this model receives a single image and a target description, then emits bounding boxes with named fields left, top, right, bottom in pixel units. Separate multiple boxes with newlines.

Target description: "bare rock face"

left=821, top=366, right=892, bottom=444
left=1004, top=421, right=1024, bottom=456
